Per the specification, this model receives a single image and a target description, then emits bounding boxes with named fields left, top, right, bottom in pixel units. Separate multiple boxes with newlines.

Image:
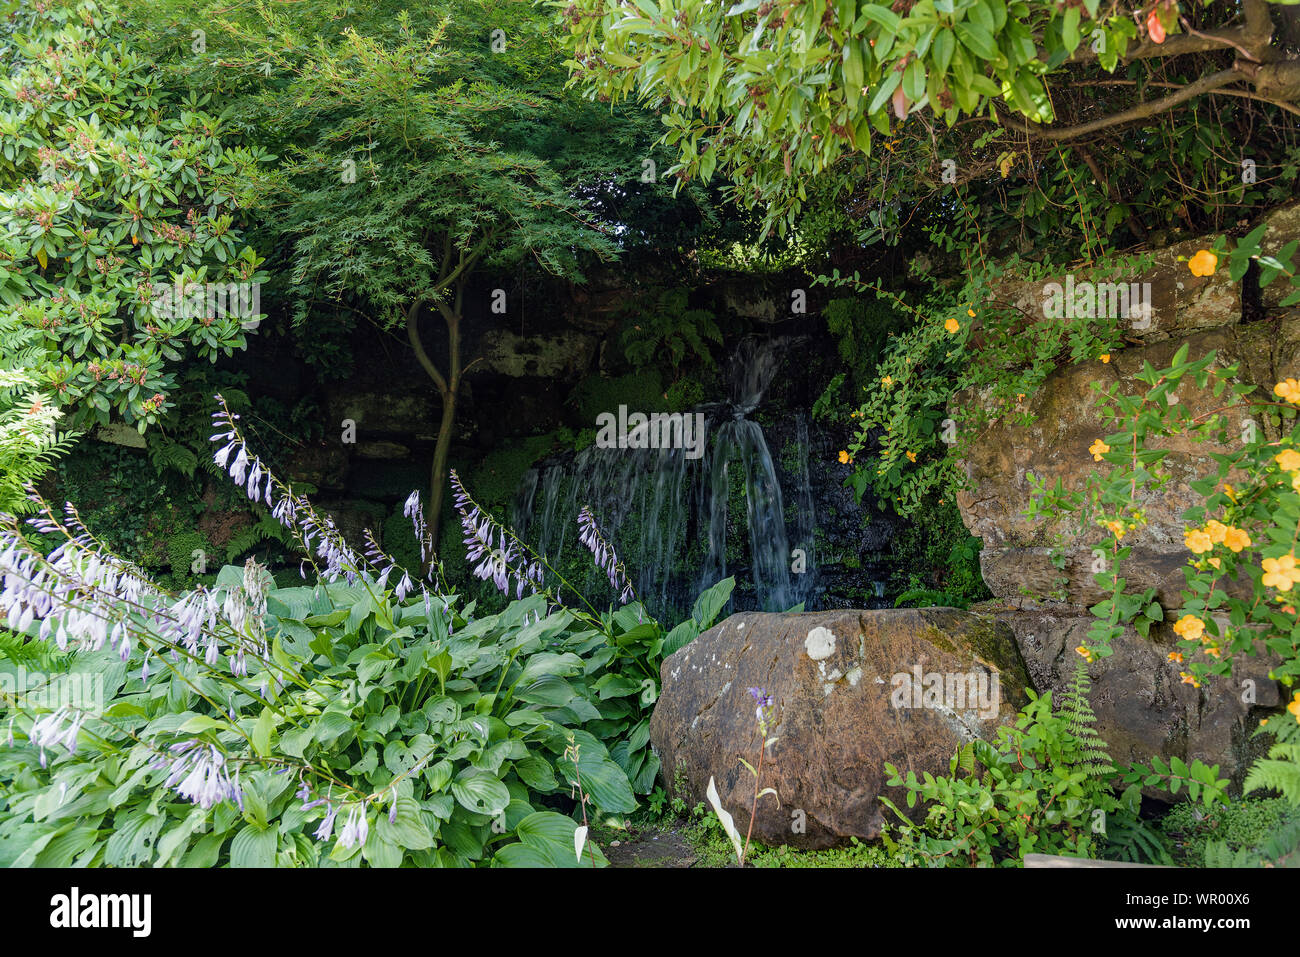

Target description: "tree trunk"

left=427, top=385, right=456, bottom=553
left=405, top=295, right=462, bottom=559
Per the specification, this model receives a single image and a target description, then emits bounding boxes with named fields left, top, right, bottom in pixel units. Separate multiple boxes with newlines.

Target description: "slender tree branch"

left=405, top=298, right=449, bottom=397
left=998, top=68, right=1241, bottom=142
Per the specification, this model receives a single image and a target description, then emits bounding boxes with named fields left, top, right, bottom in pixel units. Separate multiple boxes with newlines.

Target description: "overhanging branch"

left=999, top=68, right=1241, bottom=142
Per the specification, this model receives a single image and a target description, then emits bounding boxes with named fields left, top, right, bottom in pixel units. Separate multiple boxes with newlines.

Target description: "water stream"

left=509, top=338, right=826, bottom=618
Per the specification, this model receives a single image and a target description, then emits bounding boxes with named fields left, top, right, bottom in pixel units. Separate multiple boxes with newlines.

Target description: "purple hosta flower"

left=338, top=804, right=369, bottom=849
left=748, top=687, right=775, bottom=738
left=402, top=491, right=434, bottom=570
left=29, top=707, right=86, bottom=766
left=314, top=803, right=339, bottom=841
left=451, top=471, right=541, bottom=600
left=229, top=445, right=250, bottom=486
left=155, top=740, right=243, bottom=810
left=577, top=507, right=637, bottom=605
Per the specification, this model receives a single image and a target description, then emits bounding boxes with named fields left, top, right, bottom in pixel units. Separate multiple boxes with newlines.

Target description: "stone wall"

left=955, top=203, right=1300, bottom=783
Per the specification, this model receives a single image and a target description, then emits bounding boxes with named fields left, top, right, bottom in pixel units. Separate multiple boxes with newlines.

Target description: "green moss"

left=886, top=497, right=990, bottom=607
left=569, top=371, right=668, bottom=424
left=465, top=432, right=561, bottom=509
left=167, top=531, right=211, bottom=583
left=1160, top=796, right=1300, bottom=867
left=664, top=377, right=706, bottom=411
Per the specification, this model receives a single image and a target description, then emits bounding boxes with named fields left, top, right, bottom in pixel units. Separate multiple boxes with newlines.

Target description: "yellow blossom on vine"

left=1104, top=520, right=1126, bottom=539
left=1184, top=529, right=1213, bottom=555
left=1204, top=645, right=1221, bottom=658
left=1262, top=554, right=1300, bottom=591
left=906, top=450, right=917, bottom=462
left=1100, top=354, right=1110, bottom=364
left=966, top=308, right=976, bottom=318
left=1289, top=693, right=1300, bottom=723
left=1188, top=250, right=1218, bottom=277
left=1167, top=651, right=1183, bottom=663
left=838, top=450, right=851, bottom=465
left=1173, top=614, right=1205, bottom=642
left=1204, top=519, right=1228, bottom=544
left=1276, top=449, right=1300, bottom=472
left=944, top=318, right=960, bottom=334
left=1180, top=672, right=1201, bottom=688
left=1223, top=484, right=1237, bottom=503
left=881, top=376, right=893, bottom=387
left=1089, top=439, right=1110, bottom=461
left=1223, top=526, right=1251, bottom=552
left=1075, top=645, right=1093, bottom=663
left=1208, top=556, right=1221, bottom=570
left=1274, top=379, right=1300, bottom=405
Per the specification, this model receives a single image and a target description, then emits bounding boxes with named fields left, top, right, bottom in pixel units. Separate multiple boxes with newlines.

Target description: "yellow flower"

left=1075, top=645, right=1093, bottom=662
left=1262, top=554, right=1300, bottom=591
left=944, top=317, right=960, bottom=334
left=1184, top=529, right=1213, bottom=555
left=1223, top=526, right=1251, bottom=553
left=1015, top=393, right=1025, bottom=402
left=1089, top=439, right=1110, bottom=461
left=1276, top=449, right=1300, bottom=472
left=1173, top=614, right=1205, bottom=642
left=1292, top=473, right=1300, bottom=495
left=1104, top=520, right=1126, bottom=539
left=1100, top=354, right=1110, bottom=364
left=838, top=450, right=851, bottom=465
left=1224, top=484, right=1238, bottom=503
left=966, top=308, right=976, bottom=318
left=1180, top=672, right=1202, bottom=688
left=906, top=450, right=917, bottom=463
left=1274, top=379, right=1300, bottom=405
left=1204, top=645, right=1221, bottom=658
left=1289, top=695, right=1300, bottom=723
left=881, top=375, right=893, bottom=387
left=1208, top=556, right=1221, bottom=570
left=1167, top=651, right=1183, bottom=663
left=1262, top=554, right=1300, bottom=590
left=1204, top=519, right=1228, bottom=544
left=1188, top=249, right=1218, bottom=277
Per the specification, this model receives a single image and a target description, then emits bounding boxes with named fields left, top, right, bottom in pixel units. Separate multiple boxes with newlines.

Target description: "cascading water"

left=510, top=337, right=823, bottom=619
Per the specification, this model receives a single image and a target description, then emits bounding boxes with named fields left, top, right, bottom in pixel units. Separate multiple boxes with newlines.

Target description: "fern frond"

left=148, top=438, right=199, bottom=478
left=225, top=514, right=295, bottom=563
left=1055, top=657, right=1114, bottom=779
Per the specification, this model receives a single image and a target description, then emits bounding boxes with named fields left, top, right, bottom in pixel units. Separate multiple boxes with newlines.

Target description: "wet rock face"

left=649, top=608, right=1030, bottom=849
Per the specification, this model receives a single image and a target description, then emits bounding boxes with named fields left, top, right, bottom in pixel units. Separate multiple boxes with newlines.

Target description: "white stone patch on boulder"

left=804, top=626, right=836, bottom=661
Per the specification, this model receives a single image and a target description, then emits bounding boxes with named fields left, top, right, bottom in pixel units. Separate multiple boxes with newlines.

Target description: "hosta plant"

left=0, top=397, right=692, bottom=867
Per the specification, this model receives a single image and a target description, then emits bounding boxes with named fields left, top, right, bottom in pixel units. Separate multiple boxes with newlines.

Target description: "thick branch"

left=1000, top=68, right=1241, bottom=142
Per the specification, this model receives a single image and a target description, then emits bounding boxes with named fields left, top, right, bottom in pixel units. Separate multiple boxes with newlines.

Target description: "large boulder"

left=649, top=608, right=1030, bottom=849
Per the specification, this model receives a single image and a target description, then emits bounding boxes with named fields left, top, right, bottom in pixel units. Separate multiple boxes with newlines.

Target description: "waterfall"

left=510, top=337, right=817, bottom=618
